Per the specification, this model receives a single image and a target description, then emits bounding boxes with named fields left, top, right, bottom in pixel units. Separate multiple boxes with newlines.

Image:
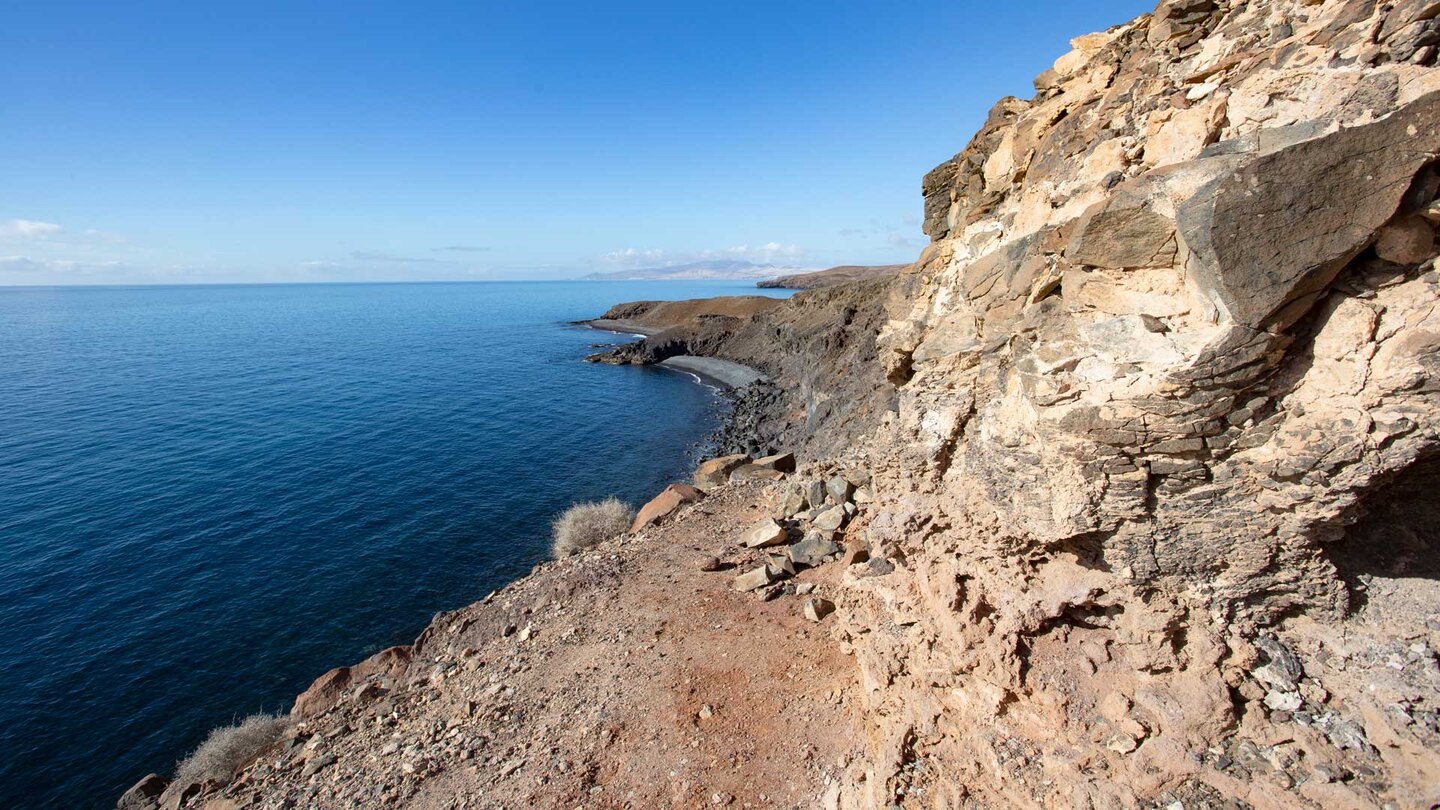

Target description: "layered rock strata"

left=840, top=0, right=1440, bottom=806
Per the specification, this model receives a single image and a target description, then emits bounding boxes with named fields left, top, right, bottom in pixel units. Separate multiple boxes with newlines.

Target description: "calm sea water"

left=0, top=280, right=787, bottom=809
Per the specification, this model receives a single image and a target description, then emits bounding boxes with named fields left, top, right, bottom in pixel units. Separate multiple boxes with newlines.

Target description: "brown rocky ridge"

left=578, top=296, right=784, bottom=337
left=124, top=0, right=1440, bottom=807
left=756, top=265, right=909, bottom=290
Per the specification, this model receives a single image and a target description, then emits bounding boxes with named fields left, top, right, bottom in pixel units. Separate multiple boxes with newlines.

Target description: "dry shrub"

left=552, top=497, right=634, bottom=558
left=175, top=713, right=288, bottom=786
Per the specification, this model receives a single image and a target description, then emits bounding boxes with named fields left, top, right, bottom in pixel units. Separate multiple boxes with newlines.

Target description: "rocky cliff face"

left=590, top=278, right=897, bottom=460
left=839, top=0, right=1440, bottom=806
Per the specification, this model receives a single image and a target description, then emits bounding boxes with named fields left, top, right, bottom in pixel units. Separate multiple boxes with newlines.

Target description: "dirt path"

left=186, top=481, right=862, bottom=810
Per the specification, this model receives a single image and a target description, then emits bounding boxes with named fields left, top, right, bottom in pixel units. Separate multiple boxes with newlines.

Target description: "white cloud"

left=599, top=242, right=805, bottom=269
left=0, top=219, right=63, bottom=240
left=0, top=255, right=141, bottom=283
left=600, top=247, right=670, bottom=265
left=886, top=232, right=924, bottom=249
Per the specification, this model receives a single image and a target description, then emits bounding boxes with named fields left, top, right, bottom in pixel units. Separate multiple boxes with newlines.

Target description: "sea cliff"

left=124, top=1, right=1440, bottom=807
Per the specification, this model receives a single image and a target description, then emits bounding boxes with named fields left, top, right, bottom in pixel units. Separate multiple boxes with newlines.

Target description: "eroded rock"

left=693, top=454, right=750, bottom=490
left=737, top=519, right=787, bottom=549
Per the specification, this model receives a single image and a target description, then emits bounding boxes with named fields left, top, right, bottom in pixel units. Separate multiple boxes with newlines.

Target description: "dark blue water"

left=0, top=280, right=787, bottom=809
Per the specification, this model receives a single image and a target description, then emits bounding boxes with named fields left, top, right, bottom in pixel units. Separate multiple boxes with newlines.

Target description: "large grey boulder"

left=789, top=533, right=840, bottom=567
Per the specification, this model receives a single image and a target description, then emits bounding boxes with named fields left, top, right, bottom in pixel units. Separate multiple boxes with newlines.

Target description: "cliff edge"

left=846, top=0, right=1440, bottom=806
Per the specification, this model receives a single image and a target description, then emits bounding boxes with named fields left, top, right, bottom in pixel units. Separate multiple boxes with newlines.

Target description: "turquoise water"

left=0, top=280, right=786, bottom=808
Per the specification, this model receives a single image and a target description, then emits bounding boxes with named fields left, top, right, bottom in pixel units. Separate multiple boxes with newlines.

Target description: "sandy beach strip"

left=657, top=355, right=767, bottom=389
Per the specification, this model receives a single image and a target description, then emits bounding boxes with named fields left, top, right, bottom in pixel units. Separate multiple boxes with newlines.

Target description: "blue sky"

left=1, top=1, right=1152, bottom=284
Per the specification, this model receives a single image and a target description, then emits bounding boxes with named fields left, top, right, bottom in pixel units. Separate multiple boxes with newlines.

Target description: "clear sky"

left=1, top=1, right=1153, bottom=285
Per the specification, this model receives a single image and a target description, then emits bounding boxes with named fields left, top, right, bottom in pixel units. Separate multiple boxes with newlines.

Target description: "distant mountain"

left=580, top=260, right=800, bottom=281
left=756, top=264, right=908, bottom=289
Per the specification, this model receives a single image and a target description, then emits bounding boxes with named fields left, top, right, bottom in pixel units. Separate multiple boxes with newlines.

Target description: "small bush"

left=175, top=713, right=288, bottom=786
left=552, top=497, right=634, bottom=558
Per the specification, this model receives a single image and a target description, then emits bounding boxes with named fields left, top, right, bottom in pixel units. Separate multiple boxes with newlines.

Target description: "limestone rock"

left=732, top=565, right=774, bottom=592
left=752, top=452, right=797, bottom=473
left=803, top=598, right=836, bottom=622
left=766, top=554, right=796, bottom=579
left=738, top=519, right=787, bottom=549
left=825, top=475, right=854, bottom=504
left=856, top=1, right=1440, bottom=807
left=630, top=483, right=704, bottom=533
left=778, top=482, right=810, bottom=517
left=1067, top=198, right=1179, bottom=269
left=728, top=464, right=786, bottom=483
left=693, top=454, right=750, bottom=490
left=811, top=505, right=846, bottom=534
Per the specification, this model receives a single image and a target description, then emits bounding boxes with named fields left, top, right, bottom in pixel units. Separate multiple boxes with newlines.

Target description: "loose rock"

left=789, top=533, right=840, bottom=567
left=693, top=454, right=750, bottom=490
left=738, top=518, right=788, bottom=549
left=733, top=566, right=774, bottom=592
left=803, top=598, right=836, bottom=622
left=630, top=483, right=705, bottom=533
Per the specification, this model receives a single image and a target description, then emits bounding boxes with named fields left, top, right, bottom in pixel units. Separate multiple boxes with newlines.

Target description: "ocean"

left=0, top=280, right=787, bottom=809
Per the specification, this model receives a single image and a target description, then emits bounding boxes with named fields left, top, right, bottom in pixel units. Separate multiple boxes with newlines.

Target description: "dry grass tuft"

left=552, top=497, right=634, bottom=558
left=175, top=713, right=288, bottom=786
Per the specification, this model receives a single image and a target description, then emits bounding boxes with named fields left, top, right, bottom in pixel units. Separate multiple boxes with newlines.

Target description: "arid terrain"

left=756, top=265, right=907, bottom=290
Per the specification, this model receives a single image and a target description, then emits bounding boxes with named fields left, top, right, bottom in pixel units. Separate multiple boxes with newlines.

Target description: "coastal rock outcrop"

left=756, top=264, right=908, bottom=290
left=579, top=295, right=783, bottom=337
left=839, top=1, right=1440, bottom=806
left=590, top=277, right=898, bottom=460
left=629, top=482, right=705, bottom=532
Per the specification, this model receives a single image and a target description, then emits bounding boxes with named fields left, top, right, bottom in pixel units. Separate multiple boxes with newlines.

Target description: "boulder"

left=729, top=463, right=786, bottom=483
left=806, top=480, right=829, bottom=509
left=826, top=475, right=854, bottom=504
left=739, top=518, right=788, bottom=548
left=629, top=483, right=705, bottom=532
left=693, top=454, right=750, bottom=490
left=803, top=598, right=836, bottom=622
left=1375, top=214, right=1436, bottom=264
left=789, top=532, right=840, bottom=567
left=841, top=541, right=870, bottom=566
left=752, top=452, right=797, bottom=473
left=1178, top=91, right=1440, bottom=330
left=778, top=483, right=810, bottom=517
left=766, top=554, right=797, bottom=578
left=117, top=774, right=168, bottom=810
left=697, top=555, right=721, bottom=572
left=293, top=645, right=411, bottom=720
left=812, top=505, right=847, bottom=533
left=157, top=780, right=203, bottom=810
left=733, top=565, right=774, bottom=592
left=292, top=665, right=353, bottom=720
